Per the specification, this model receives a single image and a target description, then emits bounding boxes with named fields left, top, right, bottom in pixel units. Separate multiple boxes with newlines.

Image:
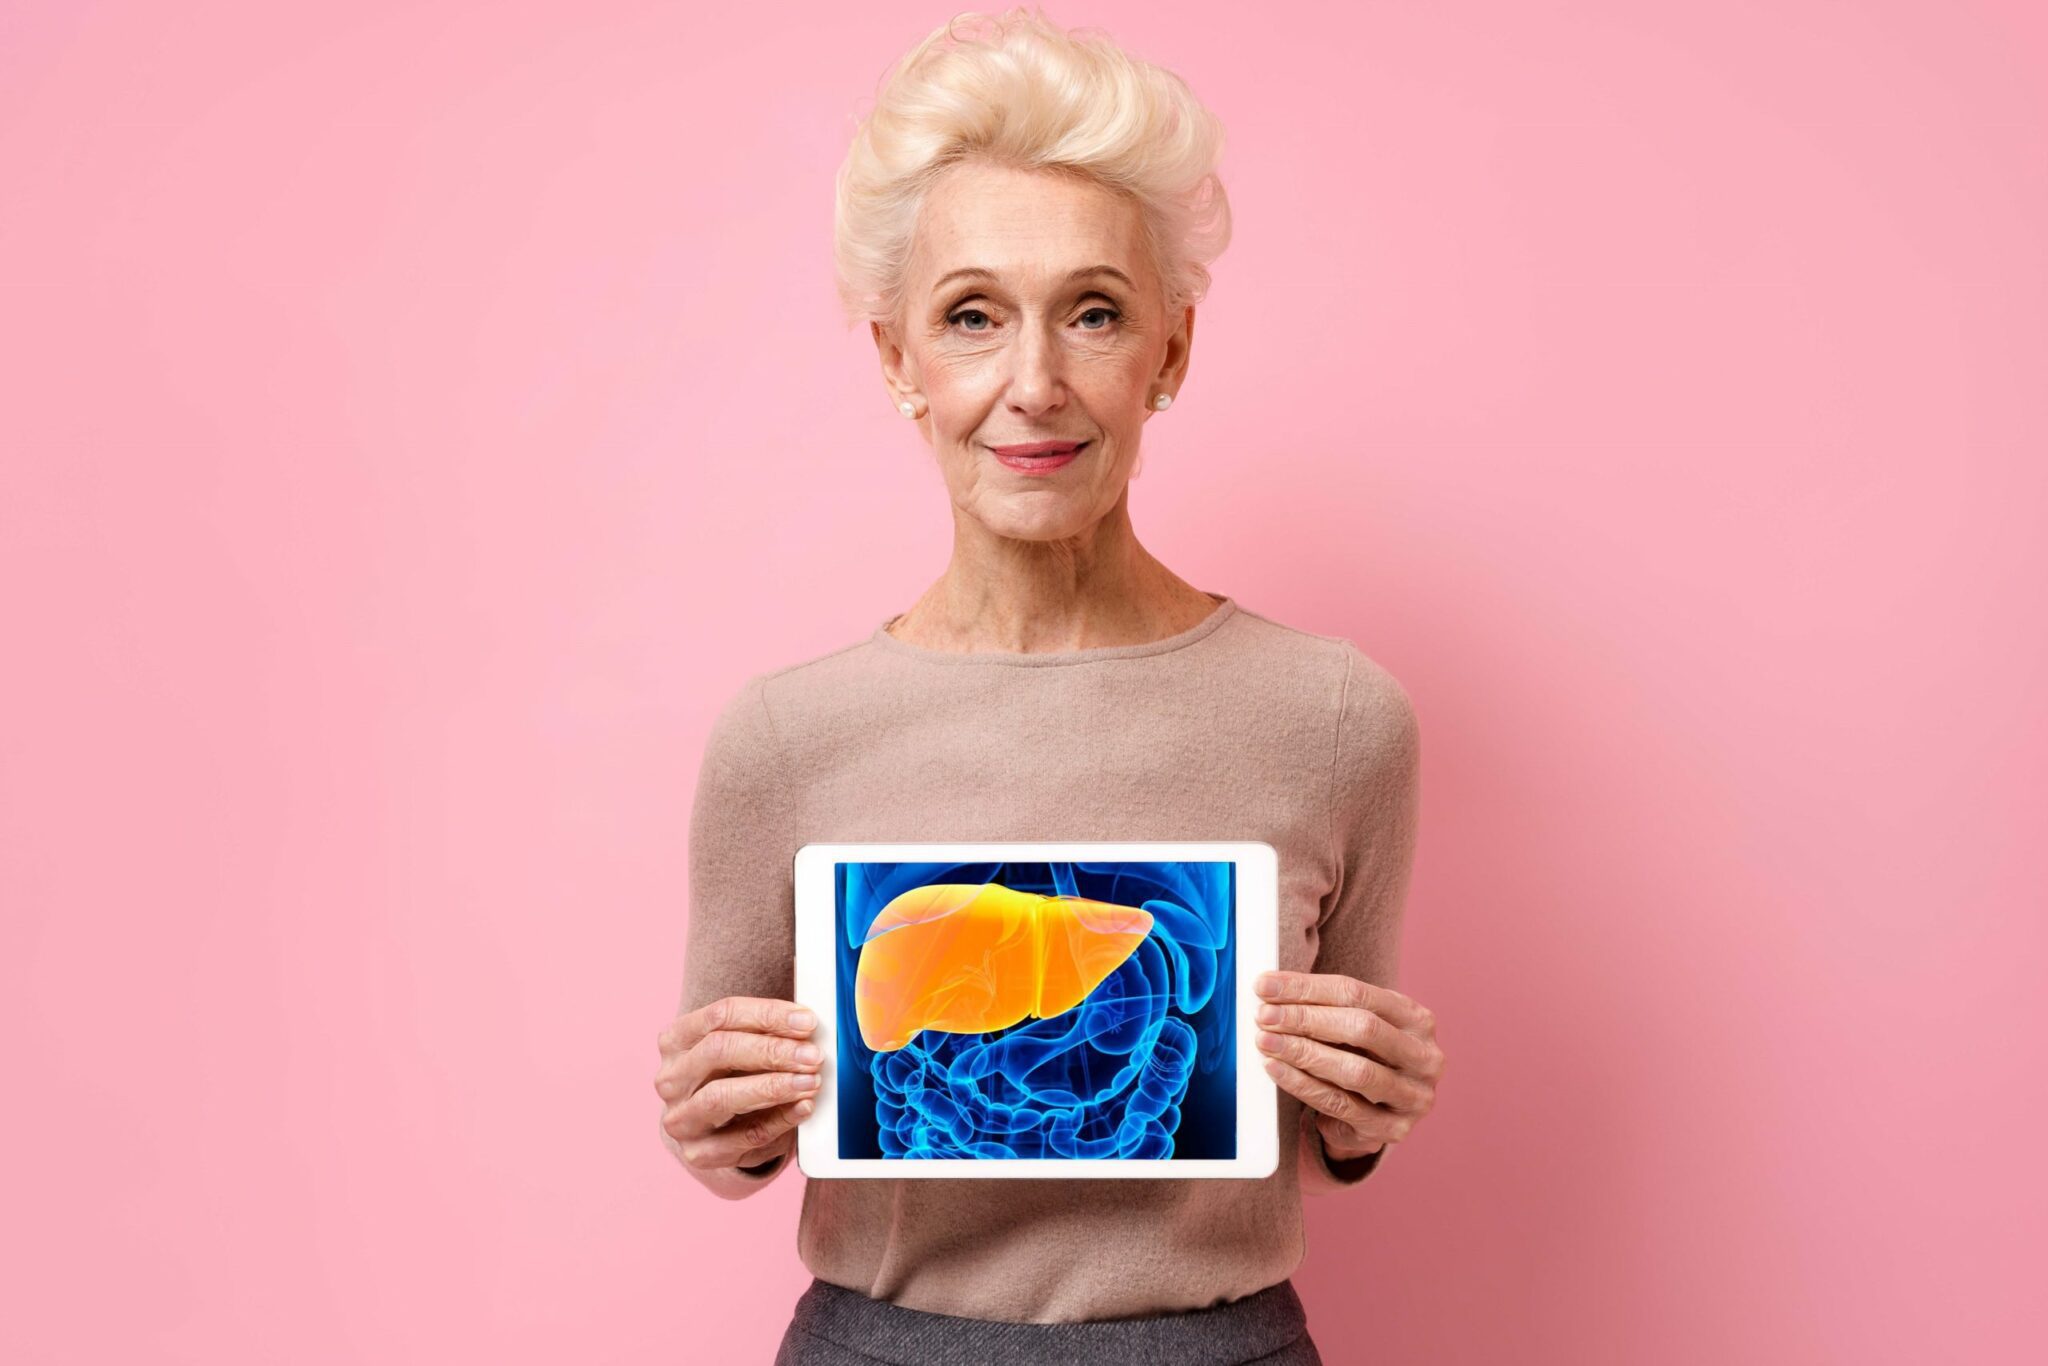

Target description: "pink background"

left=5, top=2, right=2043, bottom=1362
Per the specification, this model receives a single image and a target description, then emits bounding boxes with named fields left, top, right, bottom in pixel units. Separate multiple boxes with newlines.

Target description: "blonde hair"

left=833, top=6, right=1232, bottom=331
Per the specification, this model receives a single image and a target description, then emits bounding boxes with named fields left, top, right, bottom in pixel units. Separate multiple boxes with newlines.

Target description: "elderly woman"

left=652, top=10, right=1443, bottom=1363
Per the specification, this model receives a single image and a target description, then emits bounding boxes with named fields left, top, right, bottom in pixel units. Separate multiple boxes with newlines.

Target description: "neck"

left=888, top=496, right=1215, bottom=654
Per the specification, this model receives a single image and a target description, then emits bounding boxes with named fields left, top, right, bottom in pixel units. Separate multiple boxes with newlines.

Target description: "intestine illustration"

left=835, top=860, right=1236, bottom=1161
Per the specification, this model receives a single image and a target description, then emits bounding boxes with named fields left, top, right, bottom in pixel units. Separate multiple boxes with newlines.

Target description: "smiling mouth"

left=988, top=441, right=1088, bottom=472
left=988, top=440, right=1086, bottom=457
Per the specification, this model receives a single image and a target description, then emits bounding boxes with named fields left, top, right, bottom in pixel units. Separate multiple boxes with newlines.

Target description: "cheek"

left=1085, top=349, right=1153, bottom=400
left=923, top=362, right=998, bottom=424
left=1079, top=368, right=1151, bottom=431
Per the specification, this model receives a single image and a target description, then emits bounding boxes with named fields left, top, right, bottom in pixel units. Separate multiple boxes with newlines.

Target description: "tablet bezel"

left=792, top=840, right=1280, bottom=1179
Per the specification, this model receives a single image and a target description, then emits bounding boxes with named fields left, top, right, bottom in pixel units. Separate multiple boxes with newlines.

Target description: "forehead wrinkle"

left=930, top=263, right=1139, bottom=296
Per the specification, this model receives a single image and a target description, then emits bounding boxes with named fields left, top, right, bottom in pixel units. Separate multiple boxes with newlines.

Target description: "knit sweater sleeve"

left=1299, top=641, right=1423, bottom=1193
left=662, top=674, right=801, bottom=1184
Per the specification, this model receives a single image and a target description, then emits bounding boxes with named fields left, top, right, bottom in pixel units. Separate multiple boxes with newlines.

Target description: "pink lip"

left=989, top=440, right=1085, bottom=457
left=990, top=441, right=1086, bottom=474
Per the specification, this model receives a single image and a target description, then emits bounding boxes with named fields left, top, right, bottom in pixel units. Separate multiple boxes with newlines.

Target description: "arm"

left=661, top=674, right=802, bottom=1199
left=1299, top=642, right=1422, bottom=1194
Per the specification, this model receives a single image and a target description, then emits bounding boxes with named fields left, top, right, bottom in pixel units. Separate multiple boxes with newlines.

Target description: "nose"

left=1002, top=320, right=1066, bottom=417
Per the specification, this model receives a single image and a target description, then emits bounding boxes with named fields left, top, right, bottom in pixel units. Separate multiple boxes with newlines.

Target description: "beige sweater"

left=669, top=592, right=1422, bottom=1323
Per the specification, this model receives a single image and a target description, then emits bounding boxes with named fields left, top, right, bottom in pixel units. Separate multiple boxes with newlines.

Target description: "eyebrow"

left=931, top=264, right=1137, bottom=295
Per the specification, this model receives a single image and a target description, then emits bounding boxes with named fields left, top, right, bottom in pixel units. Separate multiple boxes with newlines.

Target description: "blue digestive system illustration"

left=839, top=861, right=1235, bottom=1160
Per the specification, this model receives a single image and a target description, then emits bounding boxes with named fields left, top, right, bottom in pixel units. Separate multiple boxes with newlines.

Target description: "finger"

left=670, top=1094, right=814, bottom=1167
left=1254, top=999, right=1438, bottom=1078
left=1254, top=971, right=1434, bottom=1035
left=729, top=1097, right=806, bottom=1163
left=658, top=1024, right=824, bottom=1105
left=721, top=1096, right=814, bottom=1168
left=1262, top=1056, right=1404, bottom=1143
left=690, top=1067, right=824, bottom=1137
left=662, top=997, right=819, bottom=1056
left=1256, top=1026, right=1431, bottom=1112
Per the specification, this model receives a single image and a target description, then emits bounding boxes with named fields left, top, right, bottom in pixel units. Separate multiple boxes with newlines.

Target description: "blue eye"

left=944, top=305, right=1122, bottom=333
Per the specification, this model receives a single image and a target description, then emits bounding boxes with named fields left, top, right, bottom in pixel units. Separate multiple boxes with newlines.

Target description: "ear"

left=873, top=318, right=921, bottom=413
left=1151, top=304, right=1195, bottom=405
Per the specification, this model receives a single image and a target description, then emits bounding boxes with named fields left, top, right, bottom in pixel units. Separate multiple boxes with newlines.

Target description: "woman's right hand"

left=654, top=996, right=823, bottom=1173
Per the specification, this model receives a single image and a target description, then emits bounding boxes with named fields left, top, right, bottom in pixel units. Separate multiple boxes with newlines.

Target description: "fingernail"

left=1257, top=1031, right=1280, bottom=1051
left=1255, top=973, right=1278, bottom=994
left=794, top=1044, right=822, bottom=1064
left=789, top=1010, right=816, bottom=1030
left=1256, top=1004, right=1280, bottom=1024
left=795, top=1073, right=820, bottom=1090
left=793, top=1099, right=814, bottom=1117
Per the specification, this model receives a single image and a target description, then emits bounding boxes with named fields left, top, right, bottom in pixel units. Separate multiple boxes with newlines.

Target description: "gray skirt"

left=771, top=1276, right=1323, bottom=1366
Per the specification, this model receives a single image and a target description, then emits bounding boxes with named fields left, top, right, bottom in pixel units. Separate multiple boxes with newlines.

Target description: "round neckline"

left=870, top=592, right=1238, bottom=667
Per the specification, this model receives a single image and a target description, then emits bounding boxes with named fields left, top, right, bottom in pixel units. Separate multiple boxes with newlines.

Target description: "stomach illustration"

left=835, top=860, right=1238, bottom=1162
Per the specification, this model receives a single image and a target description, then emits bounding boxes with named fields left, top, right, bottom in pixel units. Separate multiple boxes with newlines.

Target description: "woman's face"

left=873, top=160, right=1193, bottom=541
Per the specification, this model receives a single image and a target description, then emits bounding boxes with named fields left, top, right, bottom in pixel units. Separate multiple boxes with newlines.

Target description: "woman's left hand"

left=1253, top=970, right=1444, bottom=1161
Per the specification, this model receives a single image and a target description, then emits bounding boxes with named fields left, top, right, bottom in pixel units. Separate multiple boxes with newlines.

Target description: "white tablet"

left=792, top=840, right=1279, bottom=1179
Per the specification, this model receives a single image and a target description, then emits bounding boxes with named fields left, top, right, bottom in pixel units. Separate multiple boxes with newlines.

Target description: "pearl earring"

left=899, top=401, right=916, bottom=417
left=1153, top=393, right=1173, bottom=410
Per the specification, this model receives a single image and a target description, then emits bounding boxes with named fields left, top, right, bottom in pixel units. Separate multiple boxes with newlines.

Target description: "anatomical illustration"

left=833, top=859, right=1237, bottom=1162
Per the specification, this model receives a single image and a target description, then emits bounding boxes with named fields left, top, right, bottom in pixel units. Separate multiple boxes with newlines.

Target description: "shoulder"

left=1336, top=639, right=1419, bottom=758
left=1228, top=604, right=1417, bottom=731
left=694, top=629, right=903, bottom=800
left=1224, top=606, right=1419, bottom=798
left=700, top=622, right=883, bottom=719
left=1328, top=638, right=1419, bottom=811
left=701, top=622, right=874, bottom=748
left=703, top=627, right=897, bottom=767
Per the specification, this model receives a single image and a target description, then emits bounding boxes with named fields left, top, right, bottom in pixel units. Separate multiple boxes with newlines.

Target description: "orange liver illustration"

left=854, top=882, right=1156, bottom=1052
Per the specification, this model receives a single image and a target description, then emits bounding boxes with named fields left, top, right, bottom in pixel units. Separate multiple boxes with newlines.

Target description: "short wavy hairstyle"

left=833, top=6, right=1232, bottom=332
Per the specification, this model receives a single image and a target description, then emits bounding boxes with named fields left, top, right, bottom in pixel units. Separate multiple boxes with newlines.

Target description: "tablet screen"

left=794, top=841, right=1279, bottom=1178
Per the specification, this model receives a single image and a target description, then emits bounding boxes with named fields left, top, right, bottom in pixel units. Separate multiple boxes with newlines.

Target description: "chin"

left=971, top=496, right=1085, bottom=537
